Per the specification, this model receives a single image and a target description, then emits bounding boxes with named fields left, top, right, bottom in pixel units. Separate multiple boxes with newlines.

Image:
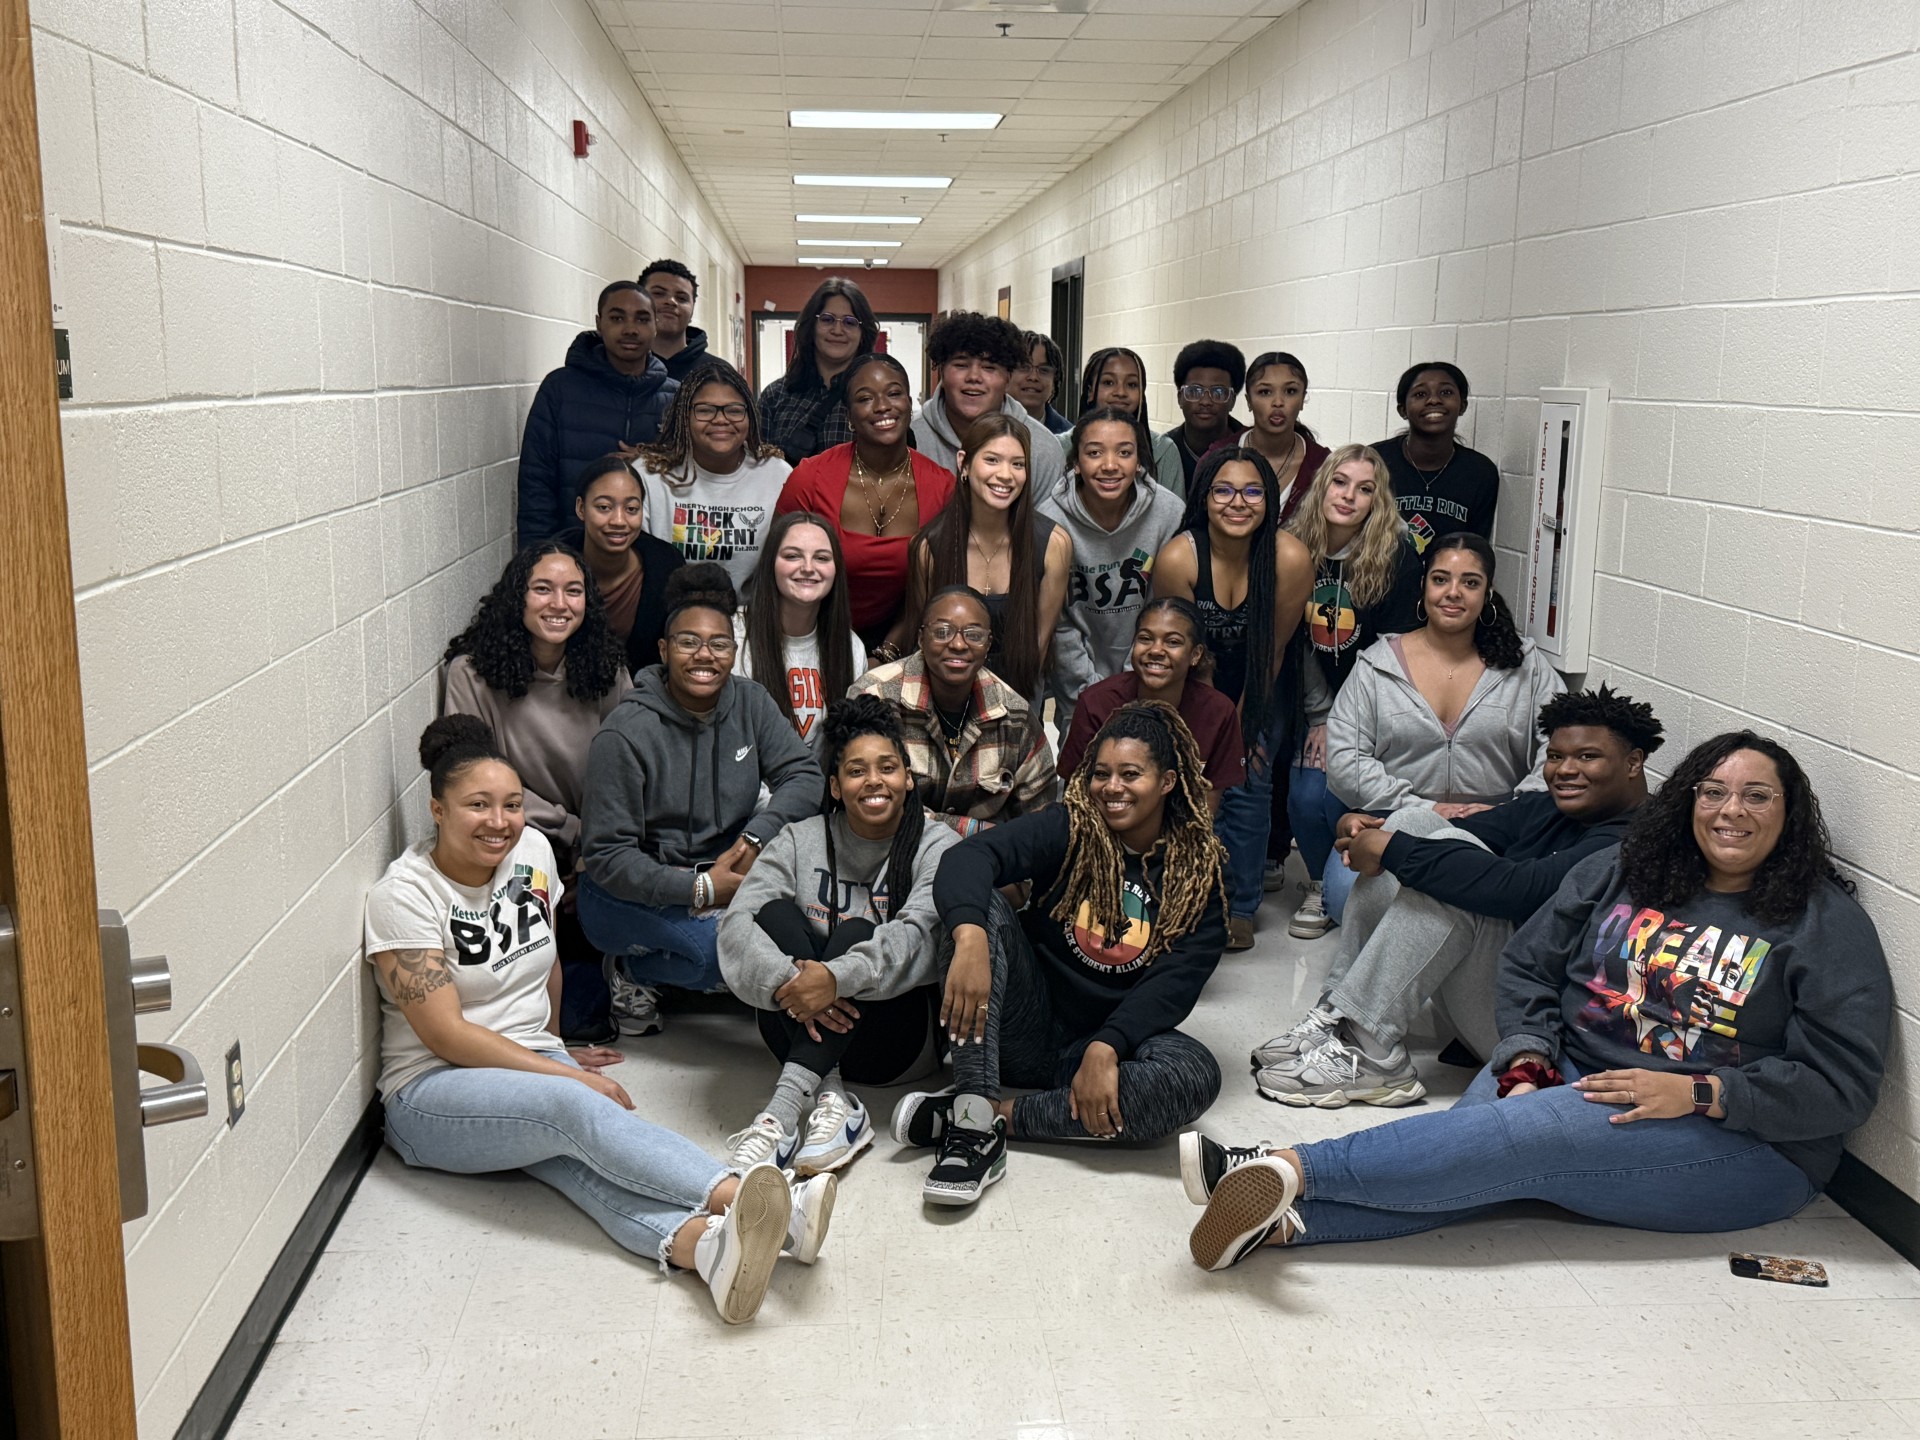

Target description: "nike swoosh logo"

left=846, top=1115, right=867, bottom=1140
left=735, top=745, right=752, bottom=761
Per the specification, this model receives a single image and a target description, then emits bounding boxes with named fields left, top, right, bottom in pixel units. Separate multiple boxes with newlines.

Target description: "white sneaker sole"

left=712, top=1165, right=789, bottom=1325
left=922, top=1157, right=1005, bottom=1207
left=1256, top=1077, right=1427, bottom=1108
left=1190, top=1161, right=1298, bottom=1272
left=889, top=1087, right=955, bottom=1148
left=1286, top=916, right=1333, bottom=939
left=795, top=1121, right=875, bottom=1177
left=1178, top=1131, right=1211, bottom=1207
left=788, top=1172, right=838, bottom=1265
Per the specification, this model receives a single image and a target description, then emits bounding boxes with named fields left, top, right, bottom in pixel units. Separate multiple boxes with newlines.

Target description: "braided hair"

left=819, top=696, right=927, bottom=926
left=1181, top=447, right=1282, bottom=747
left=1048, top=701, right=1228, bottom=966
left=1422, top=532, right=1524, bottom=669
left=637, top=358, right=783, bottom=479
left=443, top=543, right=624, bottom=701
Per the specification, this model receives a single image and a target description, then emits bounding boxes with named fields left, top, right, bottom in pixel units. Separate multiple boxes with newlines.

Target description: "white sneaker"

left=1255, top=1035, right=1427, bottom=1109
left=694, top=1162, right=789, bottom=1324
left=726, top=1113, right=800, bottom=1170
left=794, top=1091, right=874, bottom=1176
left=604, top=958, right=663, bottom=1037
left=1287, top=881, right=1332, bottom=938
left=1249, top=1007, right=1339, bottom=1070
left=783, top=1171, right=838, bottom=1265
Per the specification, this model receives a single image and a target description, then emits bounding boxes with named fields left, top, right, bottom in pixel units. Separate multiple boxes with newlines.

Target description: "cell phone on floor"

left=1729, top=1252, right=1829, bottom=1287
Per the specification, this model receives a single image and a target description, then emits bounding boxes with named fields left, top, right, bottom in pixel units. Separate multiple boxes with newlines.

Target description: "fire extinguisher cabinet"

left=1523, top=386, right=1609, bottom=674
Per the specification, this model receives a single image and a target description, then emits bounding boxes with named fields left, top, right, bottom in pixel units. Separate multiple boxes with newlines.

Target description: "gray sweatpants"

left=1320, top=808, right=1510, bottom=1058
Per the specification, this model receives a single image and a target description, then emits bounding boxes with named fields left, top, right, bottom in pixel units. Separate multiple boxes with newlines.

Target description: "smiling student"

left=565, top=456, right=687, bottom=683
left=1059, top=346, right=1185, bottom=496
left=641, top=258, right=709, bottom=382
left=912, top=311, right=1065, bottom=495
left=734, top=511, right=866, bottom=749
left=1009, top=331, right=1071, bottom=434
left=1375, top=362, right=1501, bottom=553
left=1166, top=340, right=1248, bottom=490
left=759, top=278, right=880, bottom=464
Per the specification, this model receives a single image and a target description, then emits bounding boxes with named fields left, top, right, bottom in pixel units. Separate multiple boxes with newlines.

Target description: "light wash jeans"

left=1319, top=807, right=1508, bottom=1058
left=1290, top=1058, right=1818, bottom=1245
left=577, top=875, right=724, bottom=991
left=382, top=1051, right=728, bottom=1266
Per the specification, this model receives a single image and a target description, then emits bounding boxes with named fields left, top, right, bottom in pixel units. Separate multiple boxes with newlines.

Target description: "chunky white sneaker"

left=694, top=1162, right=789, bottom=1323
left=604, top=958, right=663, bottom=1037
left=1178, top=1131, right=1275, bottom=1206
left=1249, top=1007, right=1340, bottom=1070
left=726, top=1113, right=800, bottom=1170
left=1287, top=881, right=1333, bottom=938
left=794, top=1092, right=874, bottom=1176
left=1255, top=1036, right=1427, bottom=1108
left=783, top=1171, right=838, bottom=1265
left=1189, top=1155, right=1306, bottom=1271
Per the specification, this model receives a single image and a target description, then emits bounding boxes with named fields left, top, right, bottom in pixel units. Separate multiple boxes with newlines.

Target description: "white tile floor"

left=228, top=880, right=1920, bottom=1440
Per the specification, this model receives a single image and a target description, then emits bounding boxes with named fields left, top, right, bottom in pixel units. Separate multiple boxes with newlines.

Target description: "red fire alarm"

left=572, top=120, right=593, bottom=157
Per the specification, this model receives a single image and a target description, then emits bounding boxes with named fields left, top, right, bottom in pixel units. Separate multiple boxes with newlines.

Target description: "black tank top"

left=1189, top=527, right=1249, bottom=704
left=981, top=514, right=1059, bottom=692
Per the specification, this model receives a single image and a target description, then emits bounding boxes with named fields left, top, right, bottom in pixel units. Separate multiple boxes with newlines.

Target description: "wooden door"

left=0, top=4, right=142, bottom=1435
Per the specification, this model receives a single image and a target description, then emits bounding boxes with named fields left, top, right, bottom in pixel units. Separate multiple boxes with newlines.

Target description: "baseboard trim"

left=175, top=1100, right=383, bottom=1440
left=1828, top=1152, right=1920, bottom=1269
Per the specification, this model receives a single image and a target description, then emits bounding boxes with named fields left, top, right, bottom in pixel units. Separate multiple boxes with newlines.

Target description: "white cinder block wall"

left=944, top=0, right=1920, bottom=1192
left=32, top=0, right=741, bottom=1431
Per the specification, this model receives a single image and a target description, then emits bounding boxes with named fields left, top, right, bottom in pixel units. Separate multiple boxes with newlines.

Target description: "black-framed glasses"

left=923, top=621, right=990, bottom=647
left=1209, top=483, right=1267, bottom=506
left=1180, top=384, right=1234, bottom=402
left=667, top=633, right=737, bottom=657
left=1694, top=782, right=1779, bottom=813
left=691, top=402, right=749, bottom=422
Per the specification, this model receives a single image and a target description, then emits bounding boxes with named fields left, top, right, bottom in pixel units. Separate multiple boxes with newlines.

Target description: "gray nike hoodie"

left=580, top=669, right=823, bottom=907
left=912, top=390, right=1066, bottom=493
left=1036, top=467, right=1186, bottom=700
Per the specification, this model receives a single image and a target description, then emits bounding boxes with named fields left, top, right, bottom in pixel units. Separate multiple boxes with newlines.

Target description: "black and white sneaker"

left=1188, top=1157, right=1306, bottom=1272
left=890, top=1085, right=958, bottom=1148
left=1178, top=1131, right=1274, bottom=1206
left=921, top=1118, right=1007, bottom=1207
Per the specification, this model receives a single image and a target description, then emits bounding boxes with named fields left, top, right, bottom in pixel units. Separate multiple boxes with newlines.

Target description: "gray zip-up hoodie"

left=1036, top=468, right=1186, bottom=700
left=912, top=391, right=1065, bottom=493
left=1326, top=634, right=1565, bottom=810
left=716, top=812, right=958, bottom=1007
left=580, top=669, right=823, bottom=908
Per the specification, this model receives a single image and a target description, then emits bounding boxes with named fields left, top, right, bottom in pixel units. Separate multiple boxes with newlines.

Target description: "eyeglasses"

left=1694, top=782, right=1780, bottom=813
left=1209, top=483, right=1267, bottom=506
left=1016, top=363, right=1057, bottom=378
left=923, top=621, right=990, bottom=647
left=667, top=633, right=737, bottom=657
left=691, top=403, right=748, bottom=423
left=1179, top=384, right=1234, bottom=402
left=815, top=314, right=865, bottom=332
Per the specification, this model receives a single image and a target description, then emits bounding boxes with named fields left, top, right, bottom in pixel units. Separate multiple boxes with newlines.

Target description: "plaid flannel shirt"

left=849, top=653, right=1059, bottom=835
left=758, top=373, right=853, bottom=464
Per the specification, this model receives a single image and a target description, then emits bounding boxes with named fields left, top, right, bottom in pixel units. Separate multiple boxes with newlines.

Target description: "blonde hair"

left=1287, top=443, right=1405, bottom=609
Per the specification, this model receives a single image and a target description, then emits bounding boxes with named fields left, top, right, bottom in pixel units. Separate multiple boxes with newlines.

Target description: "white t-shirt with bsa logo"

left=637, top=453, right=793, bottom=595
left=364, top=828, right=563, bottom=1097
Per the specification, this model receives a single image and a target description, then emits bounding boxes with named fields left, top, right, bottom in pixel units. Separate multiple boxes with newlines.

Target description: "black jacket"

left=558, top=526, right=685, bottom=680
left=658, top=326, right=711, bottom=383
left=516, top=332, right=679, bottom=547
left=1380, top=791, right=1634, bottom=923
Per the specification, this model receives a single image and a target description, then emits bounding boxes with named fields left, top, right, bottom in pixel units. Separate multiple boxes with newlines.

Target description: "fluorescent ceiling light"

left=794, top=175, right=951, bottom=189
left=799, top=258, right=891, bottom=266
left=790, top=110, right=1001, bottom=130
left=797, top=238, right=904, bottom=248
left=797, top=214, right=921, bottom=225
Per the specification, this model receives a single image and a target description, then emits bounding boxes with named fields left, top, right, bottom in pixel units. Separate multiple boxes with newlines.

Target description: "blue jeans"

left=383, top=1051, right=729, bottom=1265
left=578, top=875, right=724, bottom=991
left=1290, top=1060, right=1818, bottom=1245
left=1286, top=761, right=1345, bottom=884
left=1215, top=711, right=1291, bottom=919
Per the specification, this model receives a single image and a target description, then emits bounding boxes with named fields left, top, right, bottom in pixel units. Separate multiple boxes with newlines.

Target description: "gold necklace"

left=969, top=526, right=1011, bottom=579
left=852, top=450, right=911, bottom=535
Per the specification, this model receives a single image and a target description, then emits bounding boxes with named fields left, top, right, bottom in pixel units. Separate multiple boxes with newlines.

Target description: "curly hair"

left=1538, top=684, right=1665, bottom=755
left=443, top=543, right=624, bottom=701
left=639, top=257, right=697, bottom=298
left=1287, top=443, right=1407, bottom=609
left=638, top=359, right=782, bottom=479
left=1047, top=701, right=1228, bottom=965
left=1620, top=730, right=1850, bottom=924
left=928, top=311, right=1026, bottom=372
left=419, top=714, right=510, bottom=799
left=1174, top=339, right=1246, bottom=390
left=819, top=695, right=927, bottom=925
left=1421, top=532, right=1524, bottom=669
left=661, top=560, right=737, bottom=631
left=1179, top=447, right=1282, bottom=748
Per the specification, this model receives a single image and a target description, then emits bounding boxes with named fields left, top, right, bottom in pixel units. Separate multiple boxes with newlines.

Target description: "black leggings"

left=752, top=900, right=940, bottom=1087
left=942, top=894, right=1222, bottom=1143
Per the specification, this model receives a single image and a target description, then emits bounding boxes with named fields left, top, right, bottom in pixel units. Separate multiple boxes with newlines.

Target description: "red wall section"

left=745, top=266, right=939, bottom=317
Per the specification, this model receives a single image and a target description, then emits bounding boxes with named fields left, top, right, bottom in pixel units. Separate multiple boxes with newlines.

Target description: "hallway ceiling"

left=591, top=0, right=1298, bottom=270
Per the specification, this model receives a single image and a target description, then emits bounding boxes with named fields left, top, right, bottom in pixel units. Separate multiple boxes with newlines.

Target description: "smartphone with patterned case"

left=1729, top=1252, right=1829, bottom=1287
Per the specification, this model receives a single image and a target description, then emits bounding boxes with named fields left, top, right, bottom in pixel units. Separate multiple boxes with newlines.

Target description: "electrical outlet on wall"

left=226, top=1041, right=246, bottom=1126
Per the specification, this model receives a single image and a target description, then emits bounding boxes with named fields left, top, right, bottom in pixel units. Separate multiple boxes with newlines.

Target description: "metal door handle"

left=137, top=1043, right=207, bottom=1127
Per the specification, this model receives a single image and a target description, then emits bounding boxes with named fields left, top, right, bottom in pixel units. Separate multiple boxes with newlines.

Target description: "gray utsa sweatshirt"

left=1036, top=467, right=1186, bottom=701
left=579, top=669, right=823, bottom=908
left=912, top=390, right=1065, bottom=494
left=1326, top=634, right=1565, bottom=810
left=716, top=811, right=958, bottom=1007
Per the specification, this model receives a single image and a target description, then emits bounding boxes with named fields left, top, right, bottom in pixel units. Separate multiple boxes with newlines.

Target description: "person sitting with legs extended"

left=1181, top=730, right=1890, bottom=1272
left=1253, top=686, right=1660, bottom=1107
left=894, top=701, right=1228, bottom=1208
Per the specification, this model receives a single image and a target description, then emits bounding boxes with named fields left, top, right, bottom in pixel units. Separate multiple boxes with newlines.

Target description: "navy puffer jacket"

left=515, top=331, right=679, bottom=547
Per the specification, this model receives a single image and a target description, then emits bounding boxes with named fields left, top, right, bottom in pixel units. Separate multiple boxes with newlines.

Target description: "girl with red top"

left=777, top=353, right=955, bottom=650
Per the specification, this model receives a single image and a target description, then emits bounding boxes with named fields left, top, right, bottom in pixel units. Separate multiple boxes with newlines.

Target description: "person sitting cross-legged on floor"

left=1252, top=686, right=1660, bottom=1108
left=893, top=701, right=1227, bottom=1208
left=1180, top=729, right=1890, bottom=1272
left=716, top=697, right=958, bottom=1176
